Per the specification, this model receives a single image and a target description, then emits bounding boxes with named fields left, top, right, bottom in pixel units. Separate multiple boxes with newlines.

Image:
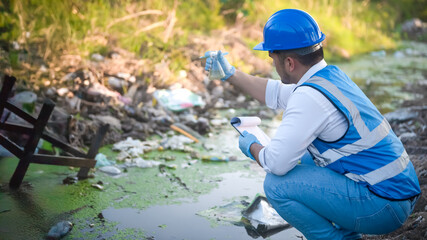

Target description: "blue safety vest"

left=299, top=65, right=420, bottom=200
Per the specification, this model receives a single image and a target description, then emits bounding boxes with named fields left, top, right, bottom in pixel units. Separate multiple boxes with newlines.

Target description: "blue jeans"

left=263, top=153, right=418, bottom=240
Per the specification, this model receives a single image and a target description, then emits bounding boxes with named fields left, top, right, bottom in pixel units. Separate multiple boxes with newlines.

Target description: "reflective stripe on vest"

left=345, top=150, right=409, bottom=185
left=306, top=76, right=409, bottom=185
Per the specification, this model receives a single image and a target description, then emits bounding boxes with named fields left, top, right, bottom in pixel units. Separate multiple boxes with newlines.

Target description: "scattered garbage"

left=393, top=51, right=405, bottom=58
left=108, top=76, right=129, bottom=90
left=113, top=137, right=159, bottom=164
left=46, top=221, right=73, bottom=240
left=399, top=132, right=417, bottom=142
left=401, top=18, right=427, bottom=40
left=134, top=157, right=161, bottom=168
left=210, top=118, right=228, bottom=126
left=197, top=197, right=250, bottom=226
left=197, top=195, right=289, bottom=238
left=98, top=166, right=122, bottom=176
left=91, top=183, right=104, bottom=190
left=241, top=195, right=290, bottom=238
left=153, top=88, right=205, bottom=112
left=113, top=137, right=158, bottom=155
left=370, top=50, right=386, bottom=57
left=201, top=155, right=237, bottom=162
left=95, top=153, right=114, bottom=167
left=160, top=135, right=194, bottom=152
left=62, top=176, right=78, bottom=185
left=170, top=123, right=201, bottom=143
left=56, top=87, right=70, bottom=97
left=384, top=107, right=419, bottom=123
left=91, top=53, right=104, bottom=62
left=90, top=115, right=121, bottom=130
left=10, top=91, right=37, bottom=113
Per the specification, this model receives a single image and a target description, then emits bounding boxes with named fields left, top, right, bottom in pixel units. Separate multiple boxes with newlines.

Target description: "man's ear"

left=285, top=57, right=295, bottom=72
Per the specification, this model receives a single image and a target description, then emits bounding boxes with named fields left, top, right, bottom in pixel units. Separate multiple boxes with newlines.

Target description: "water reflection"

left=102, top=172, right=302, bottom=240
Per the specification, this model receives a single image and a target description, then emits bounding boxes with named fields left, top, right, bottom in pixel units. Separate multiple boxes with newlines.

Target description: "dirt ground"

left=365, top=79, right=427, bottom=239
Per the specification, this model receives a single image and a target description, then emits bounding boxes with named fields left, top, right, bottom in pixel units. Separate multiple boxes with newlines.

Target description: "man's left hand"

left=239, top=131, right=261, bottom=160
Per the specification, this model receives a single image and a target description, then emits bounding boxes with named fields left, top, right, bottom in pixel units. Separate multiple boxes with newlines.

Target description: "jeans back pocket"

left=355, top=203, right=405, bottom=234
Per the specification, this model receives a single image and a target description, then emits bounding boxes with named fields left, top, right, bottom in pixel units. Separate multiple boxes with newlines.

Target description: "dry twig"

left=107, top=10, right=163, bottom=29
left=163, top=0, right=178, bottom=43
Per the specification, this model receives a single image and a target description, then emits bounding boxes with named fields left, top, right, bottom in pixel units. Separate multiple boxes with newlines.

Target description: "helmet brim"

left=253, top=42, right=267, bottom=51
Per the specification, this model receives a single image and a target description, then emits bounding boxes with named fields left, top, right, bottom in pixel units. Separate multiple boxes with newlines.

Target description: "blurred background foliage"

left=0, top=0, right=426, bottom=79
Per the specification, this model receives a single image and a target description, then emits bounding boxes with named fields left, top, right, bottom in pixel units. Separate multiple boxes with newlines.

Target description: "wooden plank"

left=0, top=122, right=87, bottom=157
left=77, top=124, right=109, bottom=179
left=0, top=75, right=16, bottom=119
left=41, top=133, right=86, bottom=158
left=5, top=102, right=37, bottom=125
left=9, top=99, right=55, bottom=189
left=0, top=134, right=24, bottom=158
left=0, top=123, right=32, bottom=134
left=31, top=154, right=96, bottom=168
left=0, top=123, right=88, bottom=158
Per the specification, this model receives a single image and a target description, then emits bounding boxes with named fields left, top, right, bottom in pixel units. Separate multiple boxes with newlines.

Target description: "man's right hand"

left=203, top=50, right=235, bottom=81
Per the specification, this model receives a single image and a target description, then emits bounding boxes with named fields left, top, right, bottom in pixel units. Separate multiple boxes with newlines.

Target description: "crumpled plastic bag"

left=241, top=195, right=290, bottom=238
left=46, top=221, right=73, bottom=240
left=153, top=88, right=205, bottom=112
left=197, top=194, right=290, bottom=238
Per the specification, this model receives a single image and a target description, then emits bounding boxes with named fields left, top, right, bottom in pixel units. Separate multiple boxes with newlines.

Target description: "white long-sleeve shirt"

left=258, top=60, right=348, bottom=175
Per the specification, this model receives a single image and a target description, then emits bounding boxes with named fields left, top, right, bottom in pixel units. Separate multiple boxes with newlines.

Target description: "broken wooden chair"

left=0, top=75, right=109, bottom=189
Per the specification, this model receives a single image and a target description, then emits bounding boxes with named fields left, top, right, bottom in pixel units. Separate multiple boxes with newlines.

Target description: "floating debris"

left=62, top=176, right=78, bottom=185
left=113, top=137, right=160, bottom=164
left=46, top=221, right=73, bottom=240
left=201, top=155, right=230, bottom=162
left=91, top=183, right=104, bottom=190
left=113, top=137, right=158, bottom=155
left=134, top=157, right=161, bottom=168
left=98, top=166, right=122, bottom=176
left=160, top=135, right=194, bottom=151
left=95, top=153, right=114, bottom=167
left=197, top=196, right=250, bottom=226
left=241, top=195, right=290, bottom=237
left=370, top=50, right=386, bottom=57
left=197, top=195, right=289, bottom=238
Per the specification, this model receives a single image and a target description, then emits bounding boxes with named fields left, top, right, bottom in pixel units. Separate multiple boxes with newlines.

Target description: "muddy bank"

left=365, top=70, right=427, bottom=240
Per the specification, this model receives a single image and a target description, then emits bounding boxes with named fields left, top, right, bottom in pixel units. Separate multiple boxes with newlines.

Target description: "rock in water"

left=46, top=221, right=73, bottom=239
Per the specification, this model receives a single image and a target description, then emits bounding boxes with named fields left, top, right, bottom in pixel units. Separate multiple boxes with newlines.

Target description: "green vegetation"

left=0, top=0, right=426, bottom=80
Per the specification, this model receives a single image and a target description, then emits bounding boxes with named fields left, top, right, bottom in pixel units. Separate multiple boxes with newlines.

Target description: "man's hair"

left=276, top=47, right=324, bottom=67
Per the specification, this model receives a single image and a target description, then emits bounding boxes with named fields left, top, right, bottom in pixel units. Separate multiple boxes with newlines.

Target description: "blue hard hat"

left=253, top=9, right=325, bottom=51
